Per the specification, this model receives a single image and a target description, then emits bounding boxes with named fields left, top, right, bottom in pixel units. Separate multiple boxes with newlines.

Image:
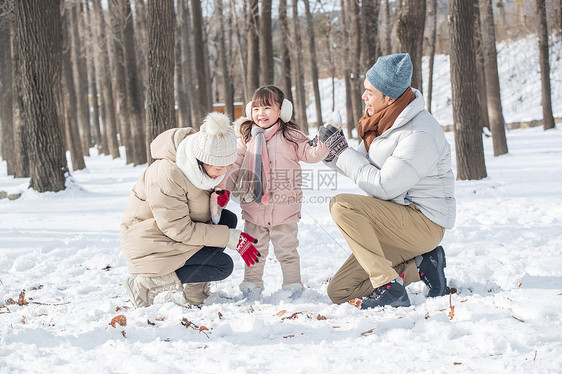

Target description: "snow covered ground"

left=1, top=125, right=561, bottom=373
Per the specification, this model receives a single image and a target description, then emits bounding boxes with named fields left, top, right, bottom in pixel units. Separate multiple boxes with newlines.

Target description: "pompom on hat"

left=191, top=112, right=237, bottom=166
left=366, top=53, right=413, bottom=100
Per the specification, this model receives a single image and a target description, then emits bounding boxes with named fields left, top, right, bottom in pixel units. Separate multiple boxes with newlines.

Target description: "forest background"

left=0, top=0, right=560, bottom=188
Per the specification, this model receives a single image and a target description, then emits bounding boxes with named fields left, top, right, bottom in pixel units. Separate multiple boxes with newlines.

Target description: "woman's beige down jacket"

left=120, top=128, right=230, bottom=277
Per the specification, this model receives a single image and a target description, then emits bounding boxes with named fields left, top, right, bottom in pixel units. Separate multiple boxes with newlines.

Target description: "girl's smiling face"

left=252, top=102, right=281, bottom=129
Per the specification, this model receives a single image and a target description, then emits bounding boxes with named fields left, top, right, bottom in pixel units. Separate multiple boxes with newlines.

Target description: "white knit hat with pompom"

left=191, top=112, right=237, bottom=166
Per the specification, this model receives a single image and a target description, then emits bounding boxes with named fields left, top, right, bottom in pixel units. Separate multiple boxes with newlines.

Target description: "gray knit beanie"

left=366, top=53, right=413, bottom=99
left=191, top=112, right=237, bottom=166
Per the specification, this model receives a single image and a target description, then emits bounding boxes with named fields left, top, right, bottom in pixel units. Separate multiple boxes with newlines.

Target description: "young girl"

left=221, top=85, right=329, bottom=301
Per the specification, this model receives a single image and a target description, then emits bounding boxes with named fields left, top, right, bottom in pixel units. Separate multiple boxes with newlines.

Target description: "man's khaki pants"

left=243, top=221, right=301, bottom=288
left=327, top=194, right=444, bottom=304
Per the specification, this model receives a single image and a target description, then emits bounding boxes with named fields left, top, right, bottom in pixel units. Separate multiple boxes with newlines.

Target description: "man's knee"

left=329, top=194, right=354, bottom=221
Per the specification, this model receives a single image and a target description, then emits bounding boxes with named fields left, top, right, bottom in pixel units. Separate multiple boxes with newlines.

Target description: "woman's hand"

left=210, top=189, right=231, bottom=224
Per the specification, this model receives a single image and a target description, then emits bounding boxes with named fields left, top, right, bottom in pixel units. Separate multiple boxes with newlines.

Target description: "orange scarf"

left=358, top=87, right=416, bottom=151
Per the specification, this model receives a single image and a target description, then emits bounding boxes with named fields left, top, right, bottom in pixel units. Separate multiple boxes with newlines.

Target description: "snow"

left=2, top=128, right=561, bottom=372
left=2, top=36, right=562, bottom=373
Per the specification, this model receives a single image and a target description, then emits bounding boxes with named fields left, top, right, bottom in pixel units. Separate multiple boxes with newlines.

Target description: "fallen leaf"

left=197, top=345, right=209, bottom=349
left=512, top=316, right=524, bottom=323
left=156, top=317, right=166, bottom=321
left=454, top=362, right=462, bottom=365
left=424, top=312, right=430, bottom=319
left=518, top=283, right=522, bottom=288
left=115, top=306, right=121, bottom=312
left=147, top=319, right=155, bottom=326
left=218, top=312, right=223, bottom=319
left=460, top=299, right=468, bottom=303
left=181, top=317, right=193, bottom=328
left=282, top=312, right=302, bottom=320
left=360, top=329, right=374, bottom=336
left=316, top=314, right=327, bottom=320
left=6, top=298, right=16, bottom=305
left=121, top=330, right=126, bottom=338
left=274, top=309, right=287, bottom=317
left=283, top=335, right=295, bottom=339
left=199, top=326, right=209, bottom=331
left=332, top=326, right=340, bottom=328
left=110, top=315, right=127, bottom=328
left=102, top=265, right=112, bottom=271
left=348, top=298, right=362, bottom=309
left=18, top=291, right=28, bottom=306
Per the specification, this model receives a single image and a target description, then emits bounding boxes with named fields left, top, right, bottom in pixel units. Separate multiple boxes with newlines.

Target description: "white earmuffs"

left=245, top=99, right=293, bottom=123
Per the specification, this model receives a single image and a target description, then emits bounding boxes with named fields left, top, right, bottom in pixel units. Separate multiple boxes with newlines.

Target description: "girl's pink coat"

left=223, top=127, right=329, bottom=227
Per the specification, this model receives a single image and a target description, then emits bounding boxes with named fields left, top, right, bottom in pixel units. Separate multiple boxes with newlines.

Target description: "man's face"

left=362, top=78, right=394, bottom=116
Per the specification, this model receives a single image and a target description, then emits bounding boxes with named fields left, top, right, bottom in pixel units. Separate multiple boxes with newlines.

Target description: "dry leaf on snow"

left=109, top=315, right=127, bottom=328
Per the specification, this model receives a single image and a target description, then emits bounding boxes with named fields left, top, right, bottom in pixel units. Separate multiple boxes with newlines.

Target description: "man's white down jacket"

left=329, top=89, right=456, bottom=229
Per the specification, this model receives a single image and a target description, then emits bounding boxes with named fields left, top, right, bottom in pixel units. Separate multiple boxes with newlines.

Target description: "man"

left=320, top=53, right=455, bottom=309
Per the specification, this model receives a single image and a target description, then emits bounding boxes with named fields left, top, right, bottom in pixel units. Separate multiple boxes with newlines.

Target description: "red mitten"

left=227, top=230, right=260, bottom=266
left=216, top=190, right=230, bottom=207
left=210, top=190, right=230, bottom=224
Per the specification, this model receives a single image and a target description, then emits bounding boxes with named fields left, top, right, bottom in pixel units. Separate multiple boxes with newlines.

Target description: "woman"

left=121, top=112, right=260, bottom=308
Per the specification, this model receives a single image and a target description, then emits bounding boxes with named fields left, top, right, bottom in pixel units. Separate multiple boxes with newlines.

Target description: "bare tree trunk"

left=180, top=0, right=195, bottom=128
left=383, top=0, right=392, bottom=55
left=479, top=0, right=508, bottom=155
left=292, top=0, right=308, bottom=133
left=203, top=20, right=213, bottom=112
left=175, top=3, right=186, bottom=126
left=93, top=0, right=120, bottom=158
left=473, top=0, right=490, bottom=130
left=279, top=0, right=293, bottom=104
left=303, top=0, right=322, bottom=127
left=397, top=0, right=426, bottom=93
left=109, top=0, right=134, bottom=163
left=84, top=0, right=104, bottom=154
left=260, top=0, right=273, bottom=85
left=557, top=0, right=562, bottom=37
left=146, top=0, right=176, bottom=163
left=14, top=0, right=68, bottom=191
left=230, top=0, right=249, bottom=103
left=215, top=0, right=234, bottom=120
left=190, top=0, right=208, bottom=128
left=361, top=0, right=380, bottom=68
left=11, top=3, right=28, bottom=178
left=341, top=0, right=354, bottom=138
left=122, top=0, right=147, bottom=165
left=70, top=4, right=91, bottom=155
left=448, top=0, right=487, bottom=180
left=348, top=0, right=363, bottom=127
left=536, top=0, right=556, bottom=130
left=134, top=0, right=148, bottom=96
left=62, top=8, right=86, bottom=171
left=426, top=0, right=437, bottom=113
left=247, top=0, right=260, bottom=94
left=0, top=0, right=14, bottom=174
